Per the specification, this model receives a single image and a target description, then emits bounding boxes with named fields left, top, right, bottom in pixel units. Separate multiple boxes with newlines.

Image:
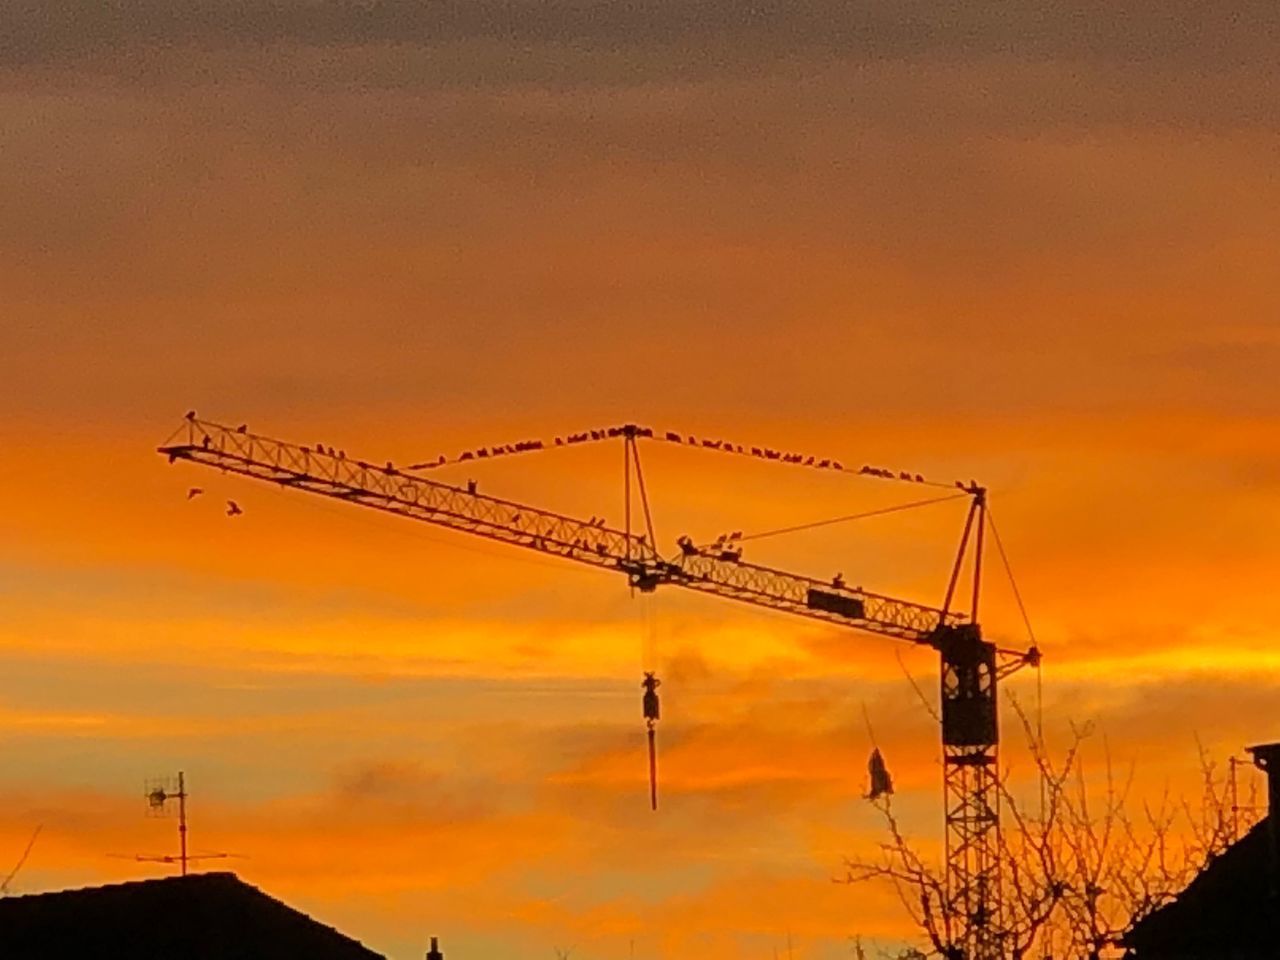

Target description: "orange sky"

left=3, top=4, right=1280, bottom=957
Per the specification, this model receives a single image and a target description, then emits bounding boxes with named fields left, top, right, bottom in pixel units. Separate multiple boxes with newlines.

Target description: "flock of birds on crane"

left=387, top=421, right=957, bottom=489
left=179, top=415, right=977, bottom=531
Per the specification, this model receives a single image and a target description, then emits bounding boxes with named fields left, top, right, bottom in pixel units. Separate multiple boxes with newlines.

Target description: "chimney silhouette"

left=426, top=936, right=444, bottom=960
left=1247, top=742, right=1280, bottom=899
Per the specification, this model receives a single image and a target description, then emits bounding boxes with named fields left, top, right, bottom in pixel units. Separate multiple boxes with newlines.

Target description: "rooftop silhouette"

left=1124, top=741, right=1280, bottom=959
left=0, top=871, right=385, bottom=960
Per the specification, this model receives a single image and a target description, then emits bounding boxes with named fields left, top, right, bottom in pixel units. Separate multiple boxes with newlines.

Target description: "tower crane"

left=158, top=413, right=1039, bottom=960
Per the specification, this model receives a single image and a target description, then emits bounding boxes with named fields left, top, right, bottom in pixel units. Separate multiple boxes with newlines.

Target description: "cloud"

left=4, top=2, right=1279, bottom=82
left=4, top=4, right=1280, bottom=956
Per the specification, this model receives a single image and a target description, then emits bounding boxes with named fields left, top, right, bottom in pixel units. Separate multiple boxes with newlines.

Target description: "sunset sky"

left=3, top=3, right=1280, bottom=957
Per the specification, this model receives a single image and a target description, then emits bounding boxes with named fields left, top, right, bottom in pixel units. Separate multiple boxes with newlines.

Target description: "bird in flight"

left=226, top=500, right=243, bottom=517
left=187, top=488, right=203, bottom=500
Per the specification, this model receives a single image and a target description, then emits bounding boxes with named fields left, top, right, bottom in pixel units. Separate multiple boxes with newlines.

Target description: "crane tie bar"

left=401, top=422, right=970, bottom=492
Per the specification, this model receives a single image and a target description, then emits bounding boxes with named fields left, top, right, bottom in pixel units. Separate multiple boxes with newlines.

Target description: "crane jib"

left=158, top=419, right=970, bottom=648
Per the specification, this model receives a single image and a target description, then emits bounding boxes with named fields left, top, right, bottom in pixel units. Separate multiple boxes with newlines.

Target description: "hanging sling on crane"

left=158, top=412, right=1038, bottom=960
left=642, top=672, right=661, bottom=811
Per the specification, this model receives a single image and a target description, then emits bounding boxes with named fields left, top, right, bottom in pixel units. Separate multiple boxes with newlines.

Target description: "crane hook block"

left=642, top=672, right=661, bottom=724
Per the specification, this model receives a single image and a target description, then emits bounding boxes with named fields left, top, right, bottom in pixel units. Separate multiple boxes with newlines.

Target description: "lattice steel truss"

left=159, top=414, right=1039, bottom=958
left=160, top=417, right=966, bottom=643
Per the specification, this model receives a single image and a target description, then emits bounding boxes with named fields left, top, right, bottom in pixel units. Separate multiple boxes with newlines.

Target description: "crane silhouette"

left=159, top=415, right=1039, bottom=960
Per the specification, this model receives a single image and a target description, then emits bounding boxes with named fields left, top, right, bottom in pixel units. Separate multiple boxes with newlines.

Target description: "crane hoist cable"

left=623, top=426, right=664, bottom=810
left=636, top=591, right=661, bottom=810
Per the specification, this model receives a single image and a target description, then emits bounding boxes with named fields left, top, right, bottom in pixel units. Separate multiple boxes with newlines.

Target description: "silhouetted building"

left=0, top=871, right=386, bottom=959
left=1124, top=742, right=1280, bottom=959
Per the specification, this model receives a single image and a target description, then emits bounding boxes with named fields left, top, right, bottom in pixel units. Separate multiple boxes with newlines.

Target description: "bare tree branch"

left=840, top=700, right=1263, bottom=960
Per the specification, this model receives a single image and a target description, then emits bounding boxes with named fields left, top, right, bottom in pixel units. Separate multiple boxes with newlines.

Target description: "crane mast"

left=158, top=414, right=1037, bottom=960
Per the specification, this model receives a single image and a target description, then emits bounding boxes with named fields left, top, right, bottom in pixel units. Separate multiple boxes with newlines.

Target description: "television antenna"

left=111, top=771, right=238, bottom=876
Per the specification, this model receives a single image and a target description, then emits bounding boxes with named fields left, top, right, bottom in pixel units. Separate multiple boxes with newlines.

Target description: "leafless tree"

left=841, top=703, right=1259, bottom=959
left=842, top=701, right=1079, bottom=959
left=1051, top=738, right=1245, bottom=959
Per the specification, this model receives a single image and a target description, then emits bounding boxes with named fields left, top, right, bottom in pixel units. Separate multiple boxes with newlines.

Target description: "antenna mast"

left=145, top=771, right=191, bottom=875
left=129, top=771, right=231, bottom=875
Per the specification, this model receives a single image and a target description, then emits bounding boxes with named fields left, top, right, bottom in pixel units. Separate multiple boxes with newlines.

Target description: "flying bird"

left=186, top=488, right=203, bottom=500
left=226, top=500, right=243, bottom=517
